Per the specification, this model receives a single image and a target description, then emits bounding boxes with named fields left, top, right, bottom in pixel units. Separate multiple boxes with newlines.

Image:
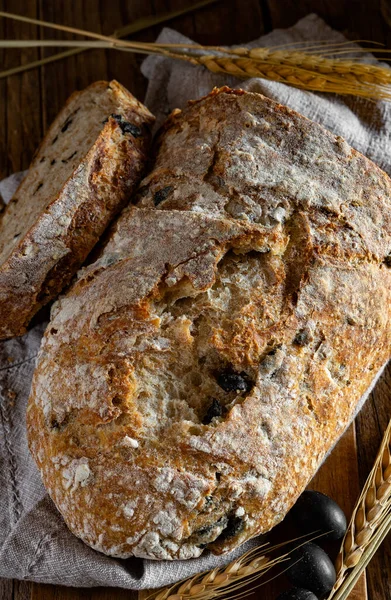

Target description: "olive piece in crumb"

left=120, top=121, right=142, bottom=137
left=153, top=186, right=173, bottom=206
left=218, top=516, right=244, bottom=540
left=110, top=113, right=142, bottom=137
left=277, top=588, right=318, bottom=600
left=202, top=399, right=223, bottom=424
left=217, top=370, right=252, bottom=393
left=293, top=329, right=310, bottom=346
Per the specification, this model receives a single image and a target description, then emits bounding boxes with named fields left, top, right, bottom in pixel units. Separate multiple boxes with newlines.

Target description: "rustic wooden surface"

left=0, top=0, right=390, bottom=599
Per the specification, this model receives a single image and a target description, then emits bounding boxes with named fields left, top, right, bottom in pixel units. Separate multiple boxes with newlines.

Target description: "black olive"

left=217, top=370, right=252, bottom=393
left=293, top=329, right=310, bottom=346
left=217, top=516, right=244, bottom=540
left=289, top=490, right=347, bottom=541
left=61, top=118, right=72, bottom=133
left=383, top=254, right=391, bottom=267
left=153, top=186, right=173, bottom=206
left=286, top=542, right=336, bottom=598
left=202, top=399, right=223, bottom=424
left=195, top=516, right=228, bottom=538
left=61, top=151, right=77, bottom=164
left=277, top=588, right=318, bottom=600
left=119, top=121, right=142, bottom=137
left=110, top=114, right=142, bottom=137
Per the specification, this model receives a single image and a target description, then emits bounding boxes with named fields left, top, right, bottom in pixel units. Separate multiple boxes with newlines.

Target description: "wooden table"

left=0, top=1, right=390, bottom=599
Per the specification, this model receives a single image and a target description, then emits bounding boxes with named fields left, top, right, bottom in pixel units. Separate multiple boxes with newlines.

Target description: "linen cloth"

left=0, top=13, right=389, bottom=589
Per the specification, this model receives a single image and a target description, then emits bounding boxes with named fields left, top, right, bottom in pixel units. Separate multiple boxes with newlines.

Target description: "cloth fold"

left=0, top=13, right=390, bottom=589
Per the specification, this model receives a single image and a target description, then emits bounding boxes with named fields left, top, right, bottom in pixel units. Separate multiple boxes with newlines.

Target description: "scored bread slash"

left=0, top=80, right=154, bottom=340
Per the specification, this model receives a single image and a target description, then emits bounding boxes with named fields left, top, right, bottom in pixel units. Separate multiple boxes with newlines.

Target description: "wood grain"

left=0, top=579, right=13, bottom=600
left=310, top=425, right=367, bottom=600
left=0, top=1, right=390, bottom=599
left=31, top=584, right=138, bottom=600
left=14, top=582, right=33, bottom=600
left=0, top=0, right=42, bottom=180
left=0, top=580, right=32, bottom=600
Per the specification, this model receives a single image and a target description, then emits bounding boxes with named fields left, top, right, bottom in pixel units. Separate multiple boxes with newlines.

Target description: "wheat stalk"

left=143, top=544, right=287, bottom=600
left=2, top=37, right=390, bottom=98
left=0, top=0, right=219, bottom=79
left=174, top=54, right=391, bottom=99
left=1, top=10, right=391, bottom=100
left=223, top=47, right=391, bottom=82
left=327, top=418, right=391, bottom=599
left=143, top=533, right=330, bottom=600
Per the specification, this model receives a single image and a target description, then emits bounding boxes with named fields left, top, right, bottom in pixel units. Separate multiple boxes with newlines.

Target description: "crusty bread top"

left=27, top=88, right=391, bottom=561
left=138, top=88, right=391, bottom=261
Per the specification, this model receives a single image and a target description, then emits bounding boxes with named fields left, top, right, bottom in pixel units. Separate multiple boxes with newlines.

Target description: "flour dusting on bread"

left=27, top=88, right=391, bottom=560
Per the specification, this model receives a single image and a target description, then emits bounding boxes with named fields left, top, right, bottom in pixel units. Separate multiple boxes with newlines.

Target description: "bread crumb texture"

left=27, top=87, right=391, bottom=560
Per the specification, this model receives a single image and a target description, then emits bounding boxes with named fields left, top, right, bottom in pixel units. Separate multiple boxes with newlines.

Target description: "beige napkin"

left=0, top=13, right=389, bottom=589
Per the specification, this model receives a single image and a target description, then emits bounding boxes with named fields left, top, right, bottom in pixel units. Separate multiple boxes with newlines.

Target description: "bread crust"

left=27, top=87, right=391, bottom=560
left=0, top=80, right=154, bottom=339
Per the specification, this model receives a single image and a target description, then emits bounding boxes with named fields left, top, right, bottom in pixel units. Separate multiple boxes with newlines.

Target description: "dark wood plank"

left=266, top=0, right=391, bottom=48
left=0, top=0, right=41, bottom=594
left=38, top=1, right=110, bottom=135
left=310, top=424, right=367, bottom=600
left=0, top=579, right=14, bottom=600
left=31, top=584, right=138, bottom=600
left=0, top=0, right=6, bottom=185
left=0, top=579, right=32, bottom=600
left=14, top=580, right=34, bottom=600
left=0, top=0, right=42, bottom=180
left=98, top=0, right=150, bottom=100
left=193, top=0, right=264, bottom=45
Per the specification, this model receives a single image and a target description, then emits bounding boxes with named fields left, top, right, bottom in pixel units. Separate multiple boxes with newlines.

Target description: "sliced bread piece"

left=0, top=80, right=154, bottom=339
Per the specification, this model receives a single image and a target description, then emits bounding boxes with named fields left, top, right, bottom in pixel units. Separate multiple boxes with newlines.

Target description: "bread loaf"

left=27, top=87, right=391, bottom=560
left=0, top=80, right=154, bottom=339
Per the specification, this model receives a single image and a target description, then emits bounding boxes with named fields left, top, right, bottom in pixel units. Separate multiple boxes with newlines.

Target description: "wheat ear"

left=327, top=418, right=391, bottom=599
left=144, top=544, right=286, bottom=600
left=173, top=53, right=390, bottom=99
left=221, top=47, right=391, bottom=86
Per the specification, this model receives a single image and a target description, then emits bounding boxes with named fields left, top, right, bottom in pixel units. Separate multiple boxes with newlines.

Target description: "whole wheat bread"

left=27, top=88, right=391, bottom=560
left=0, top=80, right=154, bottom=339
